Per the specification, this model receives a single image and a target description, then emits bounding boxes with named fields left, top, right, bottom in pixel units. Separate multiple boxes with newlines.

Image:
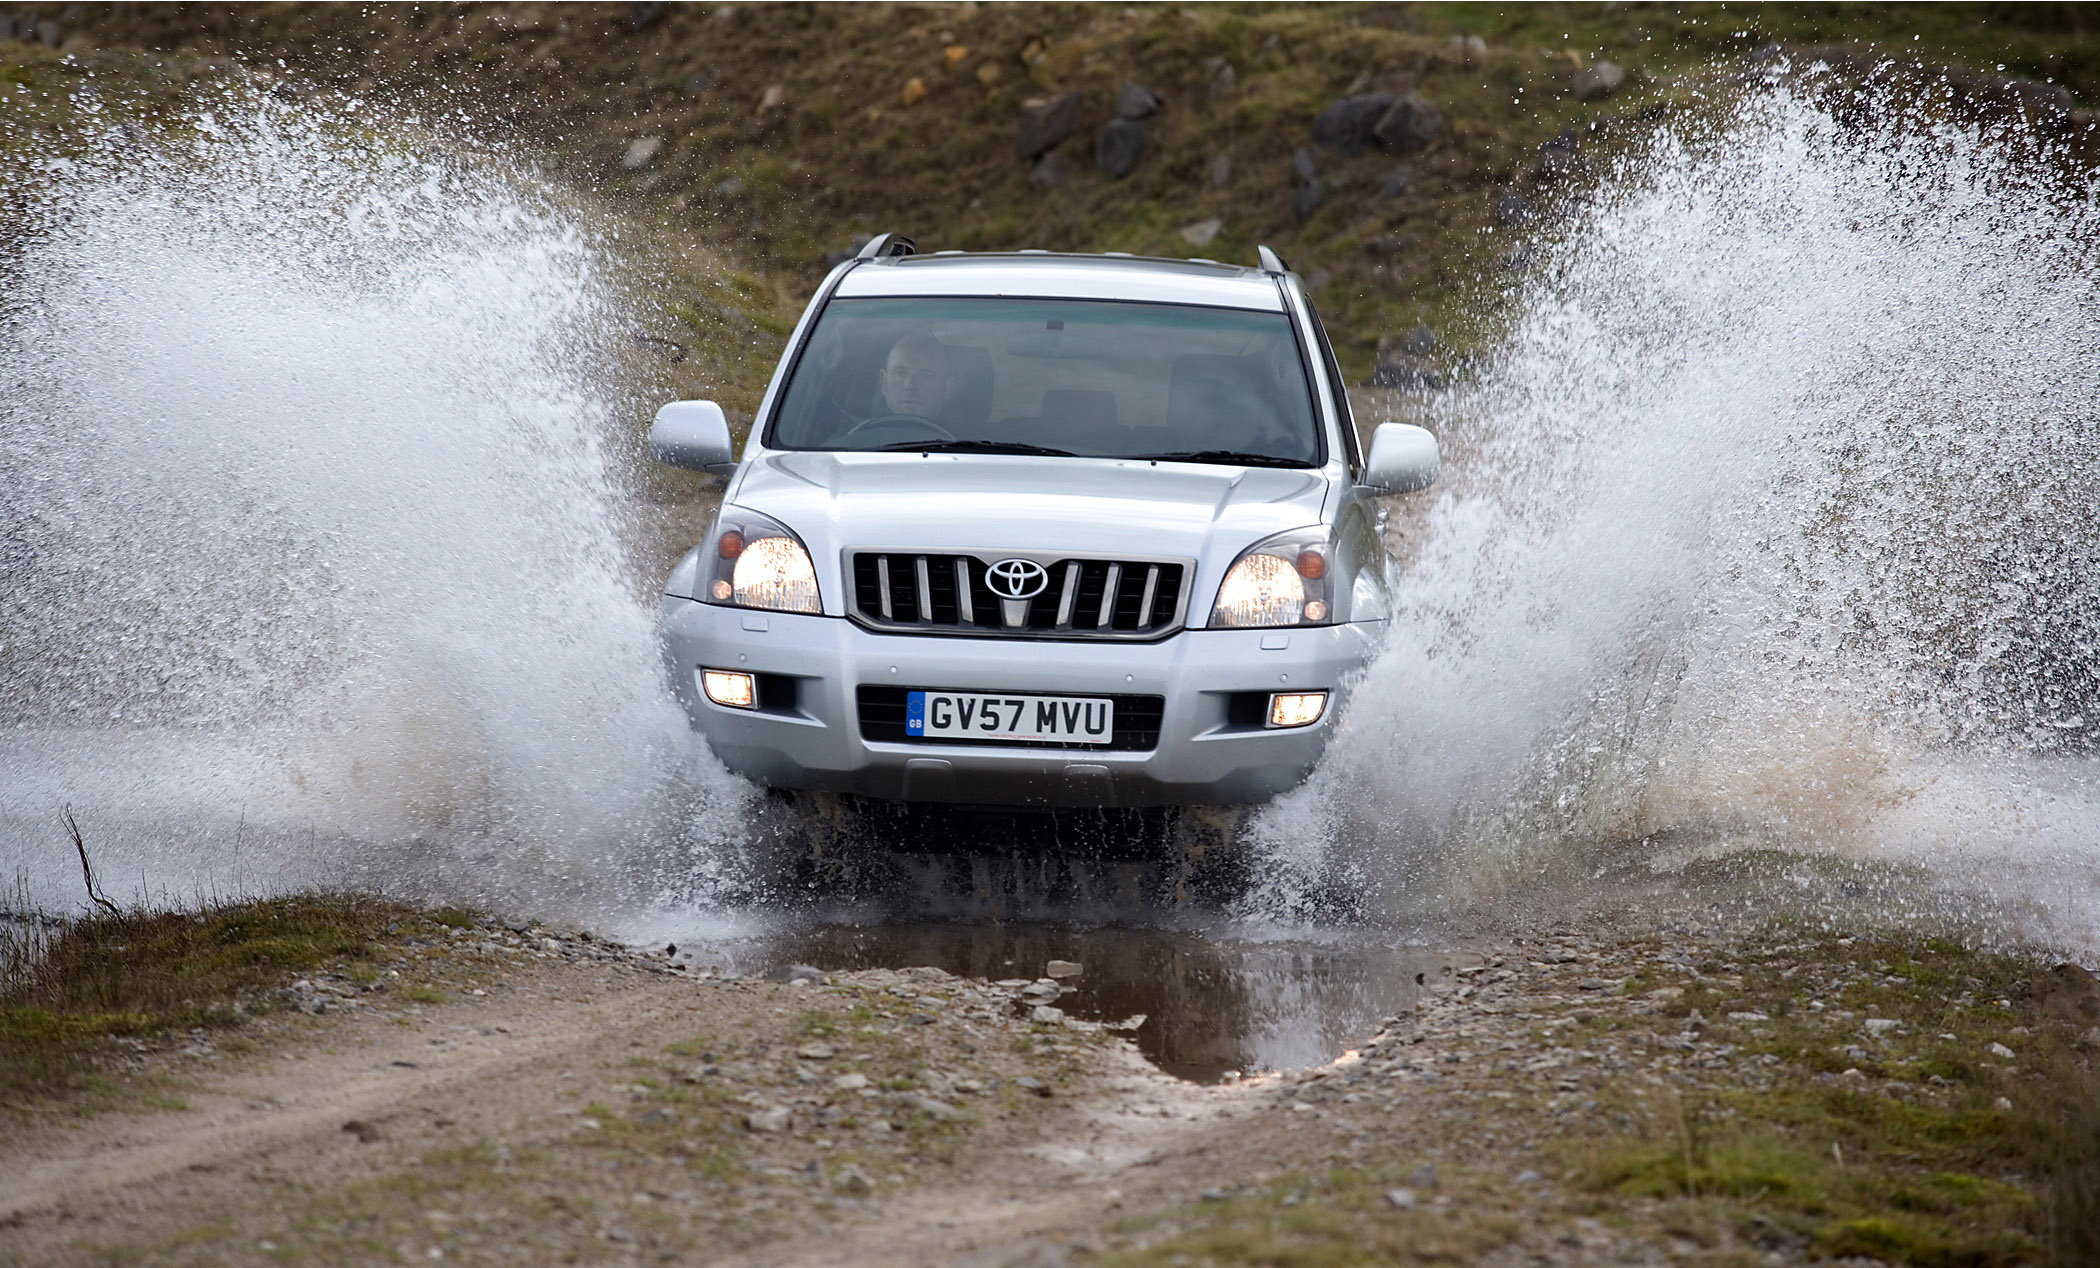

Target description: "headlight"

left=704, top=508, right=820, bottom=614
left=1211, top=528, right=1333, bottom=628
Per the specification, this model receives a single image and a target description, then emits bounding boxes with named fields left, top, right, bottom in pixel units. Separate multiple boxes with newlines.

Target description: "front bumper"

left=660, top=598, right=1382, bottom=807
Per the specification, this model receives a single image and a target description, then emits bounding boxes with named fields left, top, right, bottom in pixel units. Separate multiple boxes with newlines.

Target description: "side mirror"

left=1361, top=423, right=1439, bottom=495
left=649, top=400, right=737, bottom=474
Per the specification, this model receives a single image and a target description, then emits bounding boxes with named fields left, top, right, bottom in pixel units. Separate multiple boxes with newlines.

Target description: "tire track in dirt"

left=0, top=949, right=1262, bottom=1267
left=0, top=964, right=700, bottom=1258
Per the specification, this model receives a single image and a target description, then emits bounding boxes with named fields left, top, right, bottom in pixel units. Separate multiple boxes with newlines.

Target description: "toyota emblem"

left=985, top=558, right=1050, bottom=600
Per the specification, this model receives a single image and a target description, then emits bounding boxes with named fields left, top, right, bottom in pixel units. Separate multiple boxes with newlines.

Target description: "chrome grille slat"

left=849, top=552, right=1188, bottom=641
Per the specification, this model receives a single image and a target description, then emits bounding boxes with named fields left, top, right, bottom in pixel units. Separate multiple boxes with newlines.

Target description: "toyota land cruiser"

left=652, top=236, right=1438, bottom=810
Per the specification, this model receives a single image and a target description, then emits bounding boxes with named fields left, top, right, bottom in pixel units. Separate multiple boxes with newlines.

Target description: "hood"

left=734, top=451, right=1330, bottom=555
left=726, top=451, right=1334, bottom=615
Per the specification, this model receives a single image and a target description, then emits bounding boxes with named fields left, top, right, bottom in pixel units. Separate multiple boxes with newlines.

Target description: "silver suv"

left=652, top=236, right=1438, bottom=809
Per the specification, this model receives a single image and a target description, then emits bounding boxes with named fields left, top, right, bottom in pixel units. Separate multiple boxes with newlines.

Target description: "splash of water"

left=0, top=88, right=750, bottom=918
left=1255, top=73, right=2100, bottom=948
left=9, top=72, right=2095, bottom=955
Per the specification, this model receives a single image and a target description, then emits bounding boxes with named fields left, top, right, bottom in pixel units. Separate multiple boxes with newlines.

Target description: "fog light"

left=1268, top=691, right=1328, bottom=729
left=701, top=669, right=756, bottom=709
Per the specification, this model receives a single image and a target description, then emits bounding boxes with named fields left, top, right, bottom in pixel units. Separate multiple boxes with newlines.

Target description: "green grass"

left=1102, top=1167, right=1526, bottom=1267
left=1594, top=1132, right=2039, bottom=1266
left=0, top=894, right=440, bottom=1115
left=1581, top=932, right=2100, bottom=1265
left=1103, top=927, right=2100, bottom=1267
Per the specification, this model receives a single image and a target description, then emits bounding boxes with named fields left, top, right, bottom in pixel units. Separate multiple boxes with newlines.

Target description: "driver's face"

left=880, top=345, right=952, bottom=418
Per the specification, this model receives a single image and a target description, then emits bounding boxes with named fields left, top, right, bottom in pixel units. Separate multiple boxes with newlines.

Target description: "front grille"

left=848, top=551, right=1189, bottom=639
left=856, top=686, right=1165, bottom=752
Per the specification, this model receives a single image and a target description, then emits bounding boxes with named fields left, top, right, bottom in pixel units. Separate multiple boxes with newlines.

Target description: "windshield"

left=766, top=296, right=1323, bottom=466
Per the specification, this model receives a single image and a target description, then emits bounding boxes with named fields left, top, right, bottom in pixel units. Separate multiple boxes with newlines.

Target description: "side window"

left=1304, top=302, right=1362, bottom=476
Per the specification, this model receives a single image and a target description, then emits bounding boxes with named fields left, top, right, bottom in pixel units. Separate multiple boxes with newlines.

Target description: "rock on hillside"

left=1015, top=90, right=1081, bottom=159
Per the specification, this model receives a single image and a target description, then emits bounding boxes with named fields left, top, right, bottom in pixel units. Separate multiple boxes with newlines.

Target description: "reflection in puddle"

left=676, top=923, right=1445, bottom=1083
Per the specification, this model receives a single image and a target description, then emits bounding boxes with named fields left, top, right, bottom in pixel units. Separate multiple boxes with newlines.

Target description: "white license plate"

left=905, top=691, right=1114, bottom=744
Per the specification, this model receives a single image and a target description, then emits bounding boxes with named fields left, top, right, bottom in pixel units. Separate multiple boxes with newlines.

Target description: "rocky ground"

left=3, top=901, right=2093, bottom=1268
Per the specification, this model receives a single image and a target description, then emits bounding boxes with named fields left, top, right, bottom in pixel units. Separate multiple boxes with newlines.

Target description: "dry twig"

left=61, top=804, right=120, bottom=918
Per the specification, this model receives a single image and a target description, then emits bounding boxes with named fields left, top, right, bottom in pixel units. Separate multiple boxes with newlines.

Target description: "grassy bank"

left=1100, top=924, right=2100, bottom=1267
left=0, top=893, right=471, bottom=1116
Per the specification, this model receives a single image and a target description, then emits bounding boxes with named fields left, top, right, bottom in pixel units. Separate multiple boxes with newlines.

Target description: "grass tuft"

left=1580, top=931, right=2093, bottom=1266
left=1, top=892, right=429, bottom=1114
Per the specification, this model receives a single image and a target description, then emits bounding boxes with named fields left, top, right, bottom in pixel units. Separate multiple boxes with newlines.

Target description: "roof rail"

left=857, top=232, right=917, bottom=260
left=1256, top=244, right=1290, bottom=274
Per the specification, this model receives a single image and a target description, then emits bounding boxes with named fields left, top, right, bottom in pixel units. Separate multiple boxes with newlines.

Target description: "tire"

left=1163, top=804, right=1258, bottom=908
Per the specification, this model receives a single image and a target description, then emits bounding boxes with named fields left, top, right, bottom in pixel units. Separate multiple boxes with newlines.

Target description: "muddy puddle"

left=673, top=922, right=1455, bottom=1083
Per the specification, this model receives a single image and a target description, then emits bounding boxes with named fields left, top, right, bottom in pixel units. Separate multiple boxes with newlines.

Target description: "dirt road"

left=2, top=908, right=2089, bottom=1267
left=0, top=930, right=1251, bottom=1267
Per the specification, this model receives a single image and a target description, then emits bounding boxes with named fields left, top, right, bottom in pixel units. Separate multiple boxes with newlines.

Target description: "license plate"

left=905, top=691, right=1115, bottom=745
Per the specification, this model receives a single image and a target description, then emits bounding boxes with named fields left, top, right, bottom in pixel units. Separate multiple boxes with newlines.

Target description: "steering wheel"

left=841, top=412, right=955, bottom=448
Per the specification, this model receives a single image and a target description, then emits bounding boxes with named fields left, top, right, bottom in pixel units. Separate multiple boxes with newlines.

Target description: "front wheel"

left=743, top=788, right=900, bottom=904
left=1164, top=805, right=1258, bottom=907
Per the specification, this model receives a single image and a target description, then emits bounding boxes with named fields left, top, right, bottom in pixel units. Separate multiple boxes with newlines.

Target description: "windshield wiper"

left=880, top=439, right=1077, bottom=457
left=1130, top=449, right=1312, bottom=469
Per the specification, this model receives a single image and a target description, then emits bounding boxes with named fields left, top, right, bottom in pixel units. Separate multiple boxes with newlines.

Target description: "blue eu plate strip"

left=905, top=690, right=926, bottom=736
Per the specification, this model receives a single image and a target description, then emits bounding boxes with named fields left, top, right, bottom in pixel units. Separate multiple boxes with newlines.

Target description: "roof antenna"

left=1256, top=245, right=1290, bottom=274
left=857, top=233, right=918, bottom=260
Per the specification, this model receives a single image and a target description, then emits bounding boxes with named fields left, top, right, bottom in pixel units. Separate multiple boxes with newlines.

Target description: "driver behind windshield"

left=877, top=331, right=953, bottom=420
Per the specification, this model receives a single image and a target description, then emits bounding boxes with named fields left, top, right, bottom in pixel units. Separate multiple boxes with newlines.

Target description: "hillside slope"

left=13, top=1, right=2099, bottom=406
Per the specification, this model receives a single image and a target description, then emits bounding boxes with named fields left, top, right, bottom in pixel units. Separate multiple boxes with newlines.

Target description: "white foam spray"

left=0, top=87, right=752, bottom=919
left=1253, top=71, right=2100, bottom=949
left=8, top=71, right=2095, bottom=957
